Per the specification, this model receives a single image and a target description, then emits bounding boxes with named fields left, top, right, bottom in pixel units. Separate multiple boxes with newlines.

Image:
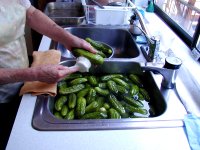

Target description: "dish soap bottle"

left=146, top=0, right=154, bottom=12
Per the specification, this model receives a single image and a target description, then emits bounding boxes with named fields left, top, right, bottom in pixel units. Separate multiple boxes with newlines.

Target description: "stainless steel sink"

left=32, top=60, right=186, bottom=131
left=50, top=26, right=144, bottom=60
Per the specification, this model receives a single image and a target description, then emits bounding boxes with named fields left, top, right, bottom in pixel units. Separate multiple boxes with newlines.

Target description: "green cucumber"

left=59, top=84, right=85, bottom=95
left=69, top=77, right=88, bottom=85
left=85, top=37, right=112, bottom=54
left=108, top=94, right=125, bottom=115
left=86, top=88, right=96, bottom=105
left=68, top=93, right=77, bottom=109
left=95, top=87, right=109, bottom=96
left=81, top=111, right=107, bottom=119
left=72, top=48, right=104, bottom=65
left=107, top=80, right=118, bottom=94
left=54, top=96, right=67, bottom=111
left=76, top=97, right=87, bottom=118
left=108, top=108, right=121, bottom=119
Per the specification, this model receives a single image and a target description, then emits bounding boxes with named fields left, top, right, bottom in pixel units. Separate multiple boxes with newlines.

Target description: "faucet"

left=142, top=56, right=182, bottom=89
left=128, top=0, right=158, bottom=61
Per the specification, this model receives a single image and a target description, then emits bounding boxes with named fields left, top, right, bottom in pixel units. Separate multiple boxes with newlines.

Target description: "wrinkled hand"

left=63, top=34, right=97, bottom=54
left=33, top=64, right=79, bottom=83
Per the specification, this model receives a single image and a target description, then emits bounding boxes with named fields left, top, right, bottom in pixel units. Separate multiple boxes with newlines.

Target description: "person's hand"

left=63, top=34, right=97, bottom=54
left=32, top=64, right=79, bottom=83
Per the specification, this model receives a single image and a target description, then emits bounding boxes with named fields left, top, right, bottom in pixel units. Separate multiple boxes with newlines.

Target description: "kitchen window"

left=154, top=0, right=200, bottom=54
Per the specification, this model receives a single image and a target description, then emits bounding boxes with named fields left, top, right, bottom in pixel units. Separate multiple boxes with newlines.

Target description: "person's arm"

left=0, top=65, right=79, bottom=84
left=26, top=6, right=96, bottom=53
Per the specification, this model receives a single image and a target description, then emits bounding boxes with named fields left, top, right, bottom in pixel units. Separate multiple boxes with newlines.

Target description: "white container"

left=94, top=6, right=131, bottom=25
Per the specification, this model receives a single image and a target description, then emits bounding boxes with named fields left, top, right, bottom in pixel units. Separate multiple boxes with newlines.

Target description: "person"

left=0, top=0, right=96, bottom=149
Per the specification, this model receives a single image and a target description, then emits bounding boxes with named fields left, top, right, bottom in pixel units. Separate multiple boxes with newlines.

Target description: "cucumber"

left=107, top=80, right=118, bottom=94
left=121, top=101, right=148, bottom=115
left=63, top=73, right=82, bottom=81
left=54, top=111, right=63, bottom=119
left=81, top=112, right=107, bottom=119
left=88, top=75, right=98, bottom=86
left=76, top=97, right=87, bottom=118
left=77, top=87, right=90, bottom=98
left=129, top=74, right=143, bottom=88
left=121, top=95, right=144, bottom=108
left=96, top=96, right=105, bottom=111
left=61, top=105, right=69, bottom=117
left=97, top=83, right=107, bottom=88
left=85, top=101, right=99, bottom=113
left=72, top=48, right=104, bottom=65
left=69, top=77, right=88, bottom=85
left=108, top=108, right=121, bottom=119
left=86, top=88, right=96, bottom=105
left=130, top=84, right=139, bottom=96
left=100, top=74, right=123, bottom=81
left=116, top=85, right=128, bottom=94
left=108, top=94, right=125, bottom=115
left=59, top=84, right=85, bottom=95
left=85, top=37, right=112, bottom=54
left=68, top=93, right=77, bottom=109
left=112, top=78, right=130, bottom=89
left=54, top=96, right=67, bottom=111
left=139, top=88, right=150, bottom=102
left=95, top=87, right=109, bottom=96
left=64, top=109, right=75, bottom=120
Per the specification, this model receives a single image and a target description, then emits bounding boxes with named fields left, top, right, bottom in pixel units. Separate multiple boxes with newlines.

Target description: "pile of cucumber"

left=72, top=38, right=113, bottom=65
left=53, top=73, right=152, bottom=120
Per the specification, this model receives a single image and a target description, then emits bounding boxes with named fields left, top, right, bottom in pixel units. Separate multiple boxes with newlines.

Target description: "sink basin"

left=32, top=60, right=186, bottom=131
left=50, top=26, right=141, bottom=59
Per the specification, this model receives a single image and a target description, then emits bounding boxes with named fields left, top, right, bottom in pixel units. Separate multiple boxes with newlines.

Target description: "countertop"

left=6, top=12, right=200, bottom=150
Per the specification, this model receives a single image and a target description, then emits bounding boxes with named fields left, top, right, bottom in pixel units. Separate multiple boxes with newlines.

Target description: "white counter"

left=7, top=12, right=199, bottom=150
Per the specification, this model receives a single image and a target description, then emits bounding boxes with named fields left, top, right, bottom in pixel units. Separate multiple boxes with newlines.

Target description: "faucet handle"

left=163, top=56, right=182, bottom=69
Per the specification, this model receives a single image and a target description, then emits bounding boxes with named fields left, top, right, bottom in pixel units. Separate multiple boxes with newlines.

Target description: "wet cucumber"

left=107, top=80, right=118, bottom=94
left=100, top=74, right=123, bottom=81
left=121, top=95, right=144, bottom=108
left=81, top=111, right=108, bottom=119
left=97, top=83, right=107, bottom=88
left=121, top=101, right=148, bottom=115
left=139, top=88, right=150, bottom=102
left=129, top=74, right=143, bottom=88
left=95, top=87, right=109, bottom=96
left=86, top=88, right=96, bottom=105
left=108, top=94, right=125, bottom=115
left=108, top=108, right=121, bottom=119
left=116, top=85, right=128, bottom=94
left=59, top=84, right=85, bottom=95
left=88, top=75, right=98, bottom=86
left=72, top=48, right=104, bottom=65
left=63, top=73, right=82, bottom=81
left=85, top=101, right=99, bottom=113
left=77, top=87, right=90, bottom=98
left=112, top=78, right=130, bottom=89
left=76, top=97, right=87, bottom=118
left=54, top=96, right=67, bottom=111
left=69, top=77, right=88, bottom=85
left=54, top=111, right=63, bottom=119
left=130, top=84, right=139, bottom=96
left=61, top=105, right=69, bottom=117
left=85, top=37, right=112, bottom=54
left=68, top=93, right=77, bottom=109
left=64, top=109, right=75, bottom=120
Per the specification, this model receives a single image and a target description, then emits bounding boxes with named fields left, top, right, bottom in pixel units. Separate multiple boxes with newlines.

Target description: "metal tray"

left=31, top=60, right=182, bottom=131
left=44, top=2, right=85, bottom=25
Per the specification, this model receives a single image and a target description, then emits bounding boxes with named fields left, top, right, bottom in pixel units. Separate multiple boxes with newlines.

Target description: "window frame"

left=154, top=2, right=200, bottom=51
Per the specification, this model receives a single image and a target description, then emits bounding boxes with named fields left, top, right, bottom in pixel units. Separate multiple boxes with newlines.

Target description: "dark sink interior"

left=50, top=27, right=140, bottom=58
left=32, top=60, right=168, bottom=131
